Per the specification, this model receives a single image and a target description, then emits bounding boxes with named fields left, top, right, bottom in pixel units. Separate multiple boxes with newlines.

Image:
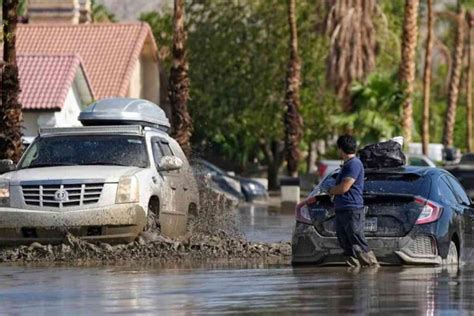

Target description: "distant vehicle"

left=407, top=154, right=437, bottom=167
left=459, top=153, right=474, bottom=165
left=445, top=153, right=474, bottom=198
left=0, top=98, right=199, bottom=245
left=292, top=166, right=473, bottom=266
left=192, top=159, right=243, bottom=201
left=316, top=160, right=342, bottom=181
left=192, top=159, right=268, bottom=202
left=408, top=143, right=444, bottom=162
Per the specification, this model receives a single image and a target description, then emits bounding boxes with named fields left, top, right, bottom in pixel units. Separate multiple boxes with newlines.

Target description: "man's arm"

left=329, top=177, right=355, bottom=195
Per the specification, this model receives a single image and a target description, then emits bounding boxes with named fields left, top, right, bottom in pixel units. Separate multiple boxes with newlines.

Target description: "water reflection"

left=291, top=265, right=470, bottom=315
left=0, top=262, right=473, bottom=314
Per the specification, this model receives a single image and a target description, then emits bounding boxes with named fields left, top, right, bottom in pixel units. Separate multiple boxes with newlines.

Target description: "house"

left=17, top=54, right=94, bottom=138
left=16, top=22, right=161, bottom=105
left=5, top=0, right=165, bottom=136
left=13, top=22, right=165, bottom=136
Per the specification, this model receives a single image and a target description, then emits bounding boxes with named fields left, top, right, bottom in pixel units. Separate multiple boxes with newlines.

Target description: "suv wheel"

left=145, top=198, right=160, bottom=231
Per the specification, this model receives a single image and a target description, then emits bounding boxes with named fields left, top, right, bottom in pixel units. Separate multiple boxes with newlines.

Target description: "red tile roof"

left=16, top=22, right=158, bottom=99
left=17, top=54, right=93, bottom=110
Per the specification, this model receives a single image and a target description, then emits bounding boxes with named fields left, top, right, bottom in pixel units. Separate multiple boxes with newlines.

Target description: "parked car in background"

left=459, top=153, right=474, bottom=165
left=0, top=98, right=199, bottom=244
left=445, top=153, right=474, bottom=198
left=316, top=160, right=342, bottom=181
left=407, top=154, right=437, bottom=167
left=192, top=159, right=243, bottom=201
left=192, top=159, right=268, bottom=202
left=292, top=166, right=472, bottom=266
left=408, top=143, right=444, bottom=162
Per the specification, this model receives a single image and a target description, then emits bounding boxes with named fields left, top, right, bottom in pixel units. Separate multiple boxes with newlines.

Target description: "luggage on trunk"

left=357, top=140, right=406, bottom=169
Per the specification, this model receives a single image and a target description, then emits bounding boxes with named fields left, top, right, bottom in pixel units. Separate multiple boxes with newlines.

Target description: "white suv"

left=0, top=98, right=199, bottom=244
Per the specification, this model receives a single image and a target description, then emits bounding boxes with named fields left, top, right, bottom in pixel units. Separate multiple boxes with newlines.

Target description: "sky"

left=96, top=0, right=171, bottom=21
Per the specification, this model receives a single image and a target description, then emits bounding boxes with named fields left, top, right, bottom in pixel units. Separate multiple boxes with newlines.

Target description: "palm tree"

left=467, top=10, right=474, bottom=152
left=169, top=0, right=192, bottom=156
left=283, top=0, right=303, bottom=177
left=422, top=0, right=434, bottom=155
left=443, top=1, right=465, bottom=149
left=399, top=0, right=420, bottom=146
left=326, top=0, right=377, bottom=110
left=1, top=0, right=23, bottom=163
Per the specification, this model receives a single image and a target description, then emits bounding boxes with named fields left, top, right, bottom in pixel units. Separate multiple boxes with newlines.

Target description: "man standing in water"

left=329, top=135, right=379, bottom=268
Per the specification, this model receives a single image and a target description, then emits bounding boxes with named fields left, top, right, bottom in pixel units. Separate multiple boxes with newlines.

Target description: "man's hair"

left=337, top=134, right=357, bottom=154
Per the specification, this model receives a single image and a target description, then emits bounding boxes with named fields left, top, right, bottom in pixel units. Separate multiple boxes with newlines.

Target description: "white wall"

left=128, top=59, right=143, bottom=99
left=22, top=87, right=83, bottom=137
left=127, top=53, right=160, bottom=105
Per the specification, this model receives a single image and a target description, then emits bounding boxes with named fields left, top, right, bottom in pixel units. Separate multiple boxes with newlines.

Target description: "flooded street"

left=1, top=204, right=474, bottom=314
left=236, top=203, right=294, bottom=243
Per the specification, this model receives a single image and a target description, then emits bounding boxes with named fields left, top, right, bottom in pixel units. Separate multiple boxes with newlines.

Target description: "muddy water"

left=236, top=203, right=294, bottom=243
left=2, top=204, right=474, bottom=314
left=1, top=263, right=473, bottom=314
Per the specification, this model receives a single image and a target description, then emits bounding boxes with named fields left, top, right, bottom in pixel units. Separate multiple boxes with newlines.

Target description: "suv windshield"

left=20, top=135, right=148, bottom=169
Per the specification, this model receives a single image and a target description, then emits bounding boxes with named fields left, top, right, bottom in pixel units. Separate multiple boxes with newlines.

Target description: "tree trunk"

left=1, top=0, right=23, bottom=163
left=261, top=140, right=284, bottom=191
left=467, top=11, right=474, bottom=152
left=399, top=0, right=420, bottom=147
left=169, top=0, right=193, bottom=156
left=443, top=2, right=465, bottom=148
left=422, top=0, right=434, bottom=155
left=283, top=0, right=303, bottom=177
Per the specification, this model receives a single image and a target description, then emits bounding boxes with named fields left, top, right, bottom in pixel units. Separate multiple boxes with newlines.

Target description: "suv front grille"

left=21, top=183, right=104, bottom=208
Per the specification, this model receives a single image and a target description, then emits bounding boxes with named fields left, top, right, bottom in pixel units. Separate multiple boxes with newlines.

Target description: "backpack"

left=357, top=140, right=406, bottom=169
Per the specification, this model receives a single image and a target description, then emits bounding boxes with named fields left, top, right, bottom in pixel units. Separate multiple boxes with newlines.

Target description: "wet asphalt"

left=1, top=203, right=473, bottom=315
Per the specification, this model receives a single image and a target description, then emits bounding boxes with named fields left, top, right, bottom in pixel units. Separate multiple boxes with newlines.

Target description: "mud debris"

left=0, top=184, right=291, bottom=263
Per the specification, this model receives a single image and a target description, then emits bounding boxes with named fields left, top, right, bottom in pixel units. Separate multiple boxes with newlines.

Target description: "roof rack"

left=39, top=125, right=143, bottom=136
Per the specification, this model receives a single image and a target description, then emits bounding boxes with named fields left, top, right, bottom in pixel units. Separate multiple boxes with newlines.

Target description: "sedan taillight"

left=415, top=196, right=443, bottom=225
left=317, top=162, right=328, bottom=178
left=295, top=197, right=318, bottom=224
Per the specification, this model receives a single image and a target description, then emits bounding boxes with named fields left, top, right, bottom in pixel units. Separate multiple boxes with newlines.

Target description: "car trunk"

left=309, top=193, right=423, bottom=237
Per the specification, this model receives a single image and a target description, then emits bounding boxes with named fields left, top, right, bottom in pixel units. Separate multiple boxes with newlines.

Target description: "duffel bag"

left=357, top=140, right=406, bottom=169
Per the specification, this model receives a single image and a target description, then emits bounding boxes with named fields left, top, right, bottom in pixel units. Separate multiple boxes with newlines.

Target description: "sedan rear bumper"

left=0, top=203, right=146, bottom=245
left=292, top=223, right=442, bottom=265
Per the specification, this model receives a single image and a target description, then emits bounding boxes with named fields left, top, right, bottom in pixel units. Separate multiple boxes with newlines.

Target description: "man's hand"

left=329, top=177, right=355, bottom=196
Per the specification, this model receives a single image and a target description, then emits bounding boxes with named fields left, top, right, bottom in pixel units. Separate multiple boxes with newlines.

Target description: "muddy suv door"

left=151, top=137, right=187, bottom=236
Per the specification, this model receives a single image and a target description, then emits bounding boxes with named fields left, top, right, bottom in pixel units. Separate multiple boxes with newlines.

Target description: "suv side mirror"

left=0, top=159, right=14, bottom=174
left=158, top=156, right=183, bottom=171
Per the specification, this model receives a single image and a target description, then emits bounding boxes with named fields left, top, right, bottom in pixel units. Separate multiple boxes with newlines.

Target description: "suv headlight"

left=116, top=176, right=139, bottom=204
left=0, top=182, right=10, bottom=207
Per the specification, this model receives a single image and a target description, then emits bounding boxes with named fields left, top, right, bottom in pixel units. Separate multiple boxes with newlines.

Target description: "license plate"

left=364, top=217, right=378, bottom=232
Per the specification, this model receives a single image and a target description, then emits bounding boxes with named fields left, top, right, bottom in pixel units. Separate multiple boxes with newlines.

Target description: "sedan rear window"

left=321, top=172, right=431, bottom=198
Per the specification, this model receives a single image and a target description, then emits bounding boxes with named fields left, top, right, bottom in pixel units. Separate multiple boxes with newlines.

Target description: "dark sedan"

left=292, top=166, right=474, bottom=266
left=192, top=159, right=268, bottom=202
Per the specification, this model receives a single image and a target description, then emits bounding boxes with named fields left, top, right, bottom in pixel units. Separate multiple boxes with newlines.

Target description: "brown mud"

left=0, top=185, right=291, bottom=263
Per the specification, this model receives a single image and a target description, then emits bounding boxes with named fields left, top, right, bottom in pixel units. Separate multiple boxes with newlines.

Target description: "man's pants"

left=335, top=208, right=370, bottom=257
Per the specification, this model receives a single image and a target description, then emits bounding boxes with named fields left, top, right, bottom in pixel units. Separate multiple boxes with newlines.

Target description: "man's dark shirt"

left=334, top=157, right=364, bottom=210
